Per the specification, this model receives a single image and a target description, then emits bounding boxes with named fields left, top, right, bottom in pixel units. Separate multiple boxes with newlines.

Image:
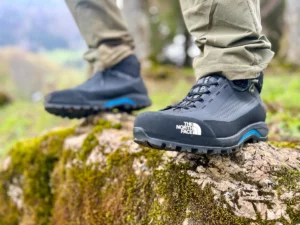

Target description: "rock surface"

left=0, top=113, right=300, bottom=225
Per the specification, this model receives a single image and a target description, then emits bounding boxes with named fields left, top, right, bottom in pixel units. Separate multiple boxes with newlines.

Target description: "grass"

left=0, top=101, right=78, bottom=158
left=263, top=74, right=300, bottom=110
left=45, top=49, right=85, bottom=68
left=263, top=74, right=300, bottom=140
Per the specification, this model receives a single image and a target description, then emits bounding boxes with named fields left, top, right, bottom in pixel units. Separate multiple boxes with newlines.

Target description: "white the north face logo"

left=176, top=122, right=202, bottom=136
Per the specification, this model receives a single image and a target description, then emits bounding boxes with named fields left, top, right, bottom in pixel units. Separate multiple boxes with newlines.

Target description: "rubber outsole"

left=133, top=124, right=268, bottom=155
left=44, top=93, right=152, bottom=119
left=44, top=102, right=151, bottom=119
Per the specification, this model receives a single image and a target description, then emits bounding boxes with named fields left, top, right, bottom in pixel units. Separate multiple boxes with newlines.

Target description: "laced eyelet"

left=170, top=77, right=220, bottom=110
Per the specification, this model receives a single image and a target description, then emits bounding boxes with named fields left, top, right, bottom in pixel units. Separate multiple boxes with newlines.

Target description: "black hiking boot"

left=134, top=73, right=268, bottom=154
left=44, top=55, right=151, bottom=119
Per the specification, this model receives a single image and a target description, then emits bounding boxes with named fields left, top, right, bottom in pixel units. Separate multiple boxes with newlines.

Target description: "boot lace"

left=167, top=76, right=219, bottom=110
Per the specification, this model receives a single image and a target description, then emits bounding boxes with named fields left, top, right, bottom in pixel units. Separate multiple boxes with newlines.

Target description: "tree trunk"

left=121, top=0, right=151, bottom=67
left=260, top=0, right=285, bottom=55
left=183, top=29, right=192, bottom=67
left=285, top=0, right=300, bottom=66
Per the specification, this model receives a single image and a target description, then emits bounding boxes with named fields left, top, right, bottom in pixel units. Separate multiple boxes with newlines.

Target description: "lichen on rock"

left=0, top=113, right=299, bottom=225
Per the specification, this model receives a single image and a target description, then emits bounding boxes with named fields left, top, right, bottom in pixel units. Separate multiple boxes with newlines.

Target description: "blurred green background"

left=0, top=0, right=299, bottom=158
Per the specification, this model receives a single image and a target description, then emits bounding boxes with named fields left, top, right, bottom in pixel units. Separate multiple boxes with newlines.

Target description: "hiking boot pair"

left=45, top=55, right=268, bottom=154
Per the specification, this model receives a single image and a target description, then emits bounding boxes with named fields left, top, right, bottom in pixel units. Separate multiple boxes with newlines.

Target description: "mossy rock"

left=0, top=91, right=11, bottom=107
left=0, top=114, right=300, bottom=225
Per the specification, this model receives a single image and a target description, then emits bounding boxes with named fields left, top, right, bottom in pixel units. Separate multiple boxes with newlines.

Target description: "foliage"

left=148, top=0, right=186, bottom=62
left=263, top=74, right=300, bottom=110
left=0, top=101, right=78, bottom=158
left=263, top=74, right=300, bottom=141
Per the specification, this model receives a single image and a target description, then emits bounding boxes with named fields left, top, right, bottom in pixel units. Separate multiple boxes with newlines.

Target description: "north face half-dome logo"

left=176, top=122, right=202, bottom=136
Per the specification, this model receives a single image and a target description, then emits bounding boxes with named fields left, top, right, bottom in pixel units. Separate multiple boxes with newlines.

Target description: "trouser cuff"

left=84, top=44, right=134, bottom=73
left=195, top=63, right=269, bottom=81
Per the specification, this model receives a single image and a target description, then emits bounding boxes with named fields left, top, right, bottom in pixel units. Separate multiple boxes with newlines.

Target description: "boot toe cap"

left=134, top=112, right=217, bottom=145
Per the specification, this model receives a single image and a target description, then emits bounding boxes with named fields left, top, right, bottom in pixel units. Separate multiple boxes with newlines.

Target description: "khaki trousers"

left=65, top=0, right=135, bottom=72
left=66, top=0, right=274, bottom=80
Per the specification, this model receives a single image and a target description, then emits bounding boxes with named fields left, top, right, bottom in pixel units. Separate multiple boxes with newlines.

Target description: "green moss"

left=78, top=134, right=99, bottom=161
left=78, top=120, right=121, bottom=161
left=150, top=163, right=251, bottom=225
left=92, top=119, right=122, bottom=133
left=0, top=180, right=20, bottom=225
left=230, top=171, right=260, bottom=187
left=275, top=168, right=300, bottom=224
left=276, top=168, right=300, bottom=192
left=0, top=127, right=74, bottom=225
left=51, top=144, right=164, bottom=225
left=286, top=197, right=300, bottom=224
left=271, top=141, right=300, bottom=150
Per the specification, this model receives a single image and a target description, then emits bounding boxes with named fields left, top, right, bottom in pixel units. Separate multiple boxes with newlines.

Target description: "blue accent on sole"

left=105, top=98, right=136, bottom=108
left=238, top=129, right=262, bottom=145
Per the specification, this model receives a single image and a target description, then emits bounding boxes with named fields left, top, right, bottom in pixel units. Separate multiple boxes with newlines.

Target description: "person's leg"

left=44, top=0, right=151, bottom=118
left=65, top=0, right=135, bottom=72
left=180, top=0, right=274, bottom=80
left=134, top=0, right=272, bottom=154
